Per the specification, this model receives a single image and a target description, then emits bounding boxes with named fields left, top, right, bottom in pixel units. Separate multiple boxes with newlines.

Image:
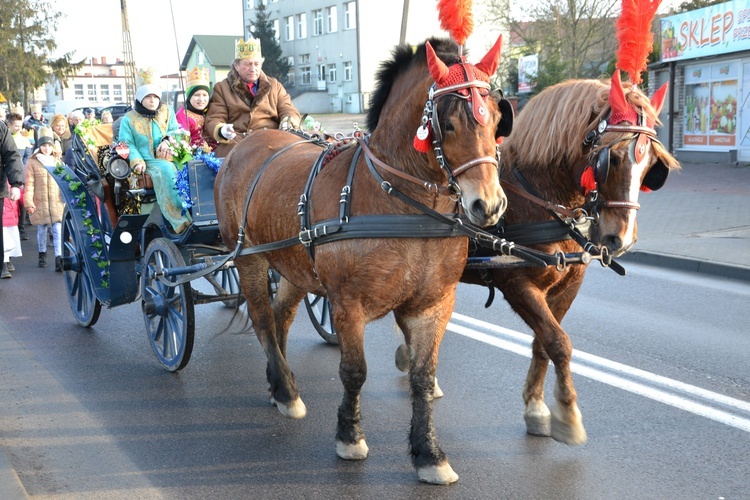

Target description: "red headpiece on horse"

left=581, top=0, right=669, bottom=194
left=413, top=0, right=503, bottom=152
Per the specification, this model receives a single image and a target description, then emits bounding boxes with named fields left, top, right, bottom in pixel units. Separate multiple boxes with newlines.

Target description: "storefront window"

left=684, top=62, right=738, bottom=147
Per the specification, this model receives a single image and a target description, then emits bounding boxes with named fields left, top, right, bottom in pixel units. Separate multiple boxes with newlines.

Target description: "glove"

left=220, top=123, right=236, bottom=141
left=8, top=186, right=20, bottom=202
left=280, top=116, right=299, bottom=131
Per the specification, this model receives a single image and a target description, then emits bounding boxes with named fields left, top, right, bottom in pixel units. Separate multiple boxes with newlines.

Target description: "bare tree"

left=482, top=0, right=619, bottom=93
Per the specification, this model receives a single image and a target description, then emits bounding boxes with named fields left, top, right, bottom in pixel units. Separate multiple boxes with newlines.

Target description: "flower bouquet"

left=165, top=131, right=193, bottom=168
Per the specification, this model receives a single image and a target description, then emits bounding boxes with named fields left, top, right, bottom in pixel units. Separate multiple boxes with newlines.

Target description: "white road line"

left=447, top=314, right=750, bottom=433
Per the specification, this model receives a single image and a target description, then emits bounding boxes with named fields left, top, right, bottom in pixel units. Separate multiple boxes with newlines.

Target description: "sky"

left=51, top=0, right=243, bottom=76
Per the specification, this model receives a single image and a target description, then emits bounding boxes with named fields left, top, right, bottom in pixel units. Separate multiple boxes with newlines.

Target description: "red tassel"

left=640, top=185, right=652, bottom=193
left=581, top=166, right=597, bottom=194
left=413, top=126, right=432, bottom=153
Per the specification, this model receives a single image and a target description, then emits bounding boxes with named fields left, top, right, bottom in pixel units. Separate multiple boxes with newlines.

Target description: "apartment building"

left=243, top=0, right=505, bottom=114
left=44, top=56, right=182, bottom=108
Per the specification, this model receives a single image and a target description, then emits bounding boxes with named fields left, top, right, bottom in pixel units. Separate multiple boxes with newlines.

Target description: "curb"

left=618, top=250, right=750, bottom=282
left=0, top=449, right=28, bottom=500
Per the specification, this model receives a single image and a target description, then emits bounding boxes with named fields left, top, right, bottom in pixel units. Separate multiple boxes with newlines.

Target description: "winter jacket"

left=0, top=121, right=25, bottom=198
left=3, top=189, right=21, bottom=227
left=203, top=68, right=300, bottom=157
left=23, top=154, right=65, bottom=225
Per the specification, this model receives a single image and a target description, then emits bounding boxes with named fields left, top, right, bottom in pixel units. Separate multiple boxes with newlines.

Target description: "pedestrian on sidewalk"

left=0, top=121, right=24, bottom=287
left=23, top=128, right=64, bottom=271
left=2, top=182, right=23, bottom=278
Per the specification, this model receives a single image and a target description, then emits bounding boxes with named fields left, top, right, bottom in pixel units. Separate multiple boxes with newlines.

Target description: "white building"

left=243, top=0, right=506, bottom=114
left=44, top=56, right=183, bottom=108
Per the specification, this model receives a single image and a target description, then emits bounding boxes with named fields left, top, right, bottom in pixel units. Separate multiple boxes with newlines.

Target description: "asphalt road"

left=0, top=246, right=748, bottom=498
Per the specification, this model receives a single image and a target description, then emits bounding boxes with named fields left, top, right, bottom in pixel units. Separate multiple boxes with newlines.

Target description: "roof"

left=180, top=35, right=239, bottom=70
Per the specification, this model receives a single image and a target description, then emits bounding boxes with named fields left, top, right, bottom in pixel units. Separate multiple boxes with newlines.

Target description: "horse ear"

left=475, top=35, right=503, bottom=77
left=609, top=70, right=629, bottom=118
left=425, top=41, right=450, bottom=85
left=651, top=82, right=669, bottom=115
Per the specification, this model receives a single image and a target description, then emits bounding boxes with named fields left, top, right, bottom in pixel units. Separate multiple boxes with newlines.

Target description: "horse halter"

left=413, top=40, right=504, bottom=195
left=581, top=108, right=669, bottom=218
left=417, top=81, right=499, bottom=192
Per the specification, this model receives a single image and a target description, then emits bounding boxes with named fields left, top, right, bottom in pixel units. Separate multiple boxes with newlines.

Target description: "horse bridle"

left=582, top=110, right=669, bottom=219
left=416, top=80, right=499, bottom=195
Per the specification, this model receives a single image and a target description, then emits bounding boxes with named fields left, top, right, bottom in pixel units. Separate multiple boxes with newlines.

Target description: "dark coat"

left=0, top=121, right=25, bottom=198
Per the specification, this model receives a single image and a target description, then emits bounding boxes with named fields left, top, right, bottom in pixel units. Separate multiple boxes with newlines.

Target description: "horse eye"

left=444, top=121, right=455, bottom=132
left=609, top=155, right=620, bottom=169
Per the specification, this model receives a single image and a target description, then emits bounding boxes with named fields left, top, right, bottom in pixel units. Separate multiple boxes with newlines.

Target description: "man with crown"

left=177, top=66, right=212, bottom=147
left=118, top=68, right=192, bottom=234
left=204, top=38, right=301, bottom=157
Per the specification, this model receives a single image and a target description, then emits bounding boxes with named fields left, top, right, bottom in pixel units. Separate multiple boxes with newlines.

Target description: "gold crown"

left=186, top=66, right=210, bottom=88
left=137, top=67, right=157, bottom=87
left=235, top=38, right=262, bottom=60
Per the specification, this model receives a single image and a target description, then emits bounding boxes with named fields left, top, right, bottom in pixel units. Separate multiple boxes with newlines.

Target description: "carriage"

left=48, top=1, right=678, bottom=480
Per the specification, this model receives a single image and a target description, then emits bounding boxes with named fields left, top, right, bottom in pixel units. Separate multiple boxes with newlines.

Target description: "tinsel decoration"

left=437, top=0, right=474, bottom=46
left=615, top=0, right=661, bottom=85
left=173, top=151, right=224, bottom=215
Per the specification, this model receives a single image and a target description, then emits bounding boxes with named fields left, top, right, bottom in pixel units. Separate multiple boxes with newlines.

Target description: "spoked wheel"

left=141, top=238, right=195, bottom=371
left=206, top=265, right=245, bottom=308
left=304, top=294, right=338, bottom=345
left=61, top=206, right=102, bottom=327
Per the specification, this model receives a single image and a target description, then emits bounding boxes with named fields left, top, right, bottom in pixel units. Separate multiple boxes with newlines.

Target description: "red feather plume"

left=437, top=0, right=474, bottom=46
left=615, top=0, right=660, bottom=85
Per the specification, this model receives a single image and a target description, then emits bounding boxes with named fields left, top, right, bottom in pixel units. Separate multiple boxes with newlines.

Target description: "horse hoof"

left=336, top=439, right=369, bottom=460
left=433, top=377, right=444, bottom=399
left=395, top=343, right=411, bottom=372
left=270, top=396, right=307, bottom=419
left=524, top=400, right=551, bottom=436
left=417, top=463, right=459, bottom=485
left=550, top=406, right=587, bottom=445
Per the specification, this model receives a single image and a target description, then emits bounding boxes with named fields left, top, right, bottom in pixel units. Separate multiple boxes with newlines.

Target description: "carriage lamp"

left=108, top=155, right=131, bottom=179
left=119, top=231, right=133, bottom=244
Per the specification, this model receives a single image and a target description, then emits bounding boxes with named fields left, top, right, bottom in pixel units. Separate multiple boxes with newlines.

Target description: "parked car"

left=42, top=100, right=87, bottom=121
left=99, top=103, right=132, bottom=121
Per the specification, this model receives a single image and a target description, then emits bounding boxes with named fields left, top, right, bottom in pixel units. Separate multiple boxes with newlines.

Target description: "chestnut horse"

left=215, top=37, right=508, bottom=484
left=459, top=71, right=680, bottom=444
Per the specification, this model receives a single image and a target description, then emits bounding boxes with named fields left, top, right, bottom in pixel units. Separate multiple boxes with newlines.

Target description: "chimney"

left=92, top=57, right=99, bottom=65
left=102, top=56, right=107, bottom=64
left=109, top=69, right=117, bottom=76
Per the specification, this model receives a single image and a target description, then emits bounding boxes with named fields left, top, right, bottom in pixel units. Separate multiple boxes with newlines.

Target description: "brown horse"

left=215, top=37, right=508, bottom=484
left=459, top=71, right=680, bottom=444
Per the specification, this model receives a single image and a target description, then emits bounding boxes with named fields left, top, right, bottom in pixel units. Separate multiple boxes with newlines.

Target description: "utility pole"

left=121, top=0, right=137, bottom=103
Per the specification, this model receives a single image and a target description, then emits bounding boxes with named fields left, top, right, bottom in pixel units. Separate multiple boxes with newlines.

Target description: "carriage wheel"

left=207, top=265, right=245, bottom=308
left=141, top=238, right=195, bottom=371
left=304, top=294, right=339, bottom=345
left=62, top=207, right=102, bottom=327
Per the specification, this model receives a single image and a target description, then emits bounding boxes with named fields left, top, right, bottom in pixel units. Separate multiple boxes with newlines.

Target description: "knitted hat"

left=185, top=66, right=210, bottom=101
left=135, top=67, right=162, bottom=103
left=36, top=127, right=54, bottom=147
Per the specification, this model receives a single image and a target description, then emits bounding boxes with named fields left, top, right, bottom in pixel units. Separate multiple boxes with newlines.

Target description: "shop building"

left=651, top=0, right=750, bottom=163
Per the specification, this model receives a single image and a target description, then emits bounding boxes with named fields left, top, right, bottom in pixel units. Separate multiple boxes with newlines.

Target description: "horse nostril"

left=602, top=235, right=622, bottom=251
left=471, top=199, right=487, bottom=220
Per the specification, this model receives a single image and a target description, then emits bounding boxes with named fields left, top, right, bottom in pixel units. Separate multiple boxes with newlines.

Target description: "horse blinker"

left=642, top=159, right=669, bottom=191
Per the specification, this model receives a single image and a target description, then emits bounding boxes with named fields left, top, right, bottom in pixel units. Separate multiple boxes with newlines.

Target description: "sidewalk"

left=620, top=161, right=750, bottom=282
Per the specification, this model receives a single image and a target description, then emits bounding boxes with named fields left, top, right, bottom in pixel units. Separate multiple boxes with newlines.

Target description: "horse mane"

left=366, top=38, right=461, bottom=132
left=502, top=78, right=676, bottom=172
